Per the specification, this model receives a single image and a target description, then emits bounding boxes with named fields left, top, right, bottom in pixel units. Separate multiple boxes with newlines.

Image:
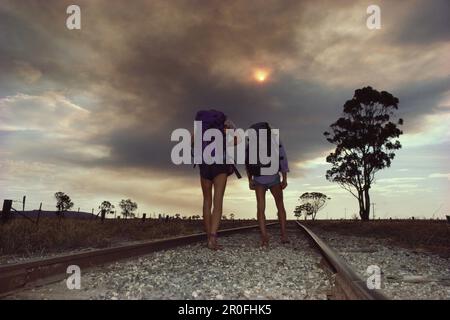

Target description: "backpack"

left=193, top=109, right=242, bottom=178
left=195, top=109, right=227, bottom=155
left=245, top=122, right=281, bottom=177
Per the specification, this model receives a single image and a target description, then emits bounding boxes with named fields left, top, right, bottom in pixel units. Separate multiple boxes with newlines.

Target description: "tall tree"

left=324, top=86, right=403, bottom=220
left=118, top=199, right=138, bottom=219
left=298, top=192, right=330, bottom=220
left=54, top=192, right=74, bottom=216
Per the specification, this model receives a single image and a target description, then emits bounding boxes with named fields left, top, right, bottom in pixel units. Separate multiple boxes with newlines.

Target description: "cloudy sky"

left=0, top=0, right=449, bottom=219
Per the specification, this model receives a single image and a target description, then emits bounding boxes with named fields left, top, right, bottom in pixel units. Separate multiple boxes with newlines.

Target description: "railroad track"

left=0, top=221, right=388, bottom=300
left=296, top=221, right=387, bottom=300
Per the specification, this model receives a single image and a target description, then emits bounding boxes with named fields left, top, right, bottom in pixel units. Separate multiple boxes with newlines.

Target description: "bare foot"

left=207, top=234, right=223, bottom=250
left=281, top=235, right=290, bottom=244
left=260, top=234, right=269, bottom=247
left=207, top=243, right=223, bottom=250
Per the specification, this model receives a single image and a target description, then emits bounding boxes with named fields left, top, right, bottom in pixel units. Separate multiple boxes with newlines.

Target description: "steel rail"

left=0, top=222, right=277, bottom=297
left=1, top=221, right=389, bottom=300
left=296, top=221, right=389, bottom=300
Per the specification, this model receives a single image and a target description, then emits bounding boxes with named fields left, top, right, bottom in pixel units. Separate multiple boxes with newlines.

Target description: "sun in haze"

left=253, top=68, right=269, bottom=83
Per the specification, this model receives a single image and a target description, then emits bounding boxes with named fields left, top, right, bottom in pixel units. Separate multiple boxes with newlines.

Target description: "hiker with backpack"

left=245, top=122, right=290, bottom=247
left=194, top=109, right=241, bottom=250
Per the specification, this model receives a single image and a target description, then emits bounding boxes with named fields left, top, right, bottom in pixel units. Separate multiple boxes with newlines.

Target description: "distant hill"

left=1, top=210, right=96, bottom=219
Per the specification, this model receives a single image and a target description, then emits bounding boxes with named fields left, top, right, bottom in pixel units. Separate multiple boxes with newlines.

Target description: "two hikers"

left=193, top=110, right=289, bottom=250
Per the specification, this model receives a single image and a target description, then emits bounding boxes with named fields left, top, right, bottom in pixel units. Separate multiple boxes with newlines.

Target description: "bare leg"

left=200, top=177, right=213, bottom=243
left=270, top=184, right=289, bottom=243
left=209, top=173, right=228, bottom=249
left=255, top=185, right=269, bottom=246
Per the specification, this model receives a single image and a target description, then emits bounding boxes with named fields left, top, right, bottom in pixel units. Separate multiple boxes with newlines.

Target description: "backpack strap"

left=231, top=164, right=242, bottom=179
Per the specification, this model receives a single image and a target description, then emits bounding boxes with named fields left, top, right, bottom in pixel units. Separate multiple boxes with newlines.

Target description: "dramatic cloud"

left=389, top=0, right=450, bottom=45
left=0, top=0, right=449, bottom=217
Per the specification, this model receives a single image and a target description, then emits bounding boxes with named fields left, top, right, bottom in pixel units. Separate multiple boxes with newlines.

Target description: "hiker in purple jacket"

left=194, top=110, right=239, bottom=250
left=246, top=122, right=290, bottom=246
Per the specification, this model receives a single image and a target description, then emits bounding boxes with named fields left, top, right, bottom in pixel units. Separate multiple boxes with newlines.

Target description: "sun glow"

left=253, top=68, right=269, bottom=83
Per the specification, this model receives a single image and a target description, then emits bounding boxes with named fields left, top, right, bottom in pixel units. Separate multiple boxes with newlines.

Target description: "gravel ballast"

left=312, top=229, right=450, bottom=300
left=9, top=229, right=332, bottom=300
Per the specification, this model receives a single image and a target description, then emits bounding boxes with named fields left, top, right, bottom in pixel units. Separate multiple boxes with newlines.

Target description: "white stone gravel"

left=9, top=229, right=332, bottom=300
left=313, top=230, right=450, bottom=300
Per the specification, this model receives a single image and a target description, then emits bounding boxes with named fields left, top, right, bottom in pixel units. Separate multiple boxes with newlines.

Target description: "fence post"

left=1, top=200, right=13, bottom=224
left=36, top=202, right=42, bottom=225
left=142, top=213, right=146, bottom=223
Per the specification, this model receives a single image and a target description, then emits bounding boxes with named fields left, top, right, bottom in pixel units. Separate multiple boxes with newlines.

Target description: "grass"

left=302, top=220, right=450, bottom=257
left=3, top=218, right=447, bottom=261
left=0, top=218, right=256, bottom=260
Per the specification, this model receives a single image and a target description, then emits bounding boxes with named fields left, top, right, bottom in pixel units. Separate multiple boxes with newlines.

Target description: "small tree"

left=293, top=206, right=302, bottom=220
left=55, top=192, right=74, bottom=216
left=119, top=199, right=137, bottom=219
left=298, top=203, right=314, bottom=220
left=324, top=86, right=403, bottom=220
left=99, top=201, right=115, bottom=215
left=230, top=213, right=235, bottom=221
left=299, top=192, right=330, bottom=220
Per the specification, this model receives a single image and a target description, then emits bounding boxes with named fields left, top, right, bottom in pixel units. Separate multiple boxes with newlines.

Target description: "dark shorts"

left=199, top=164, right=233, bottom=181
left=254, top=174, right=281, bottom=190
